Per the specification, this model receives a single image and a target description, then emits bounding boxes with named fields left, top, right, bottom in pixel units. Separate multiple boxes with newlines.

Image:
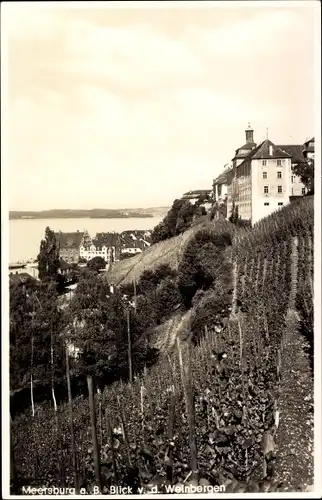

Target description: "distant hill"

left=9, top=207, right=170, bottom=220
left=123, top=207, right=170, bottom=217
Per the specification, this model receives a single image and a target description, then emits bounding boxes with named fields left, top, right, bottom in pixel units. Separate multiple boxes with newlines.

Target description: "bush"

left=190, top=288, right=232, bottom=344
left=87, top=256, right=107, bottom=272
left=155, top=277, right=182, bottom=322
left=137, top=264, right=176, bottom=296
left=151, top=199, right=199, bottom=244
left=178, top=228, right=232, bottom=308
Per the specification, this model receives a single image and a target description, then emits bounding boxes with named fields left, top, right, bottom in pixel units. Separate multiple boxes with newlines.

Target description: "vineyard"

left=10, top=197, right=314, bottom=494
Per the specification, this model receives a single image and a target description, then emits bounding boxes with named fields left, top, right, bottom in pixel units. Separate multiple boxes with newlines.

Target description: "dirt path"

left=273, top=327, right=314, bottom=491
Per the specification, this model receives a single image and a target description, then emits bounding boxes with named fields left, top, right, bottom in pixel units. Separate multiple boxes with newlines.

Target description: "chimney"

left=269, top=145, right=273, bottom=156
left=245, top=123, right=254, bottom=144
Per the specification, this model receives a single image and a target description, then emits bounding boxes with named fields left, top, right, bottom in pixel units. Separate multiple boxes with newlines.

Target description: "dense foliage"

left=178, top=227, right=233, bottom=309
left=11, top=197, right=314, bottom=493
left=37, top=227, right=60, bottom=281
left=10, top=280, right=66, bottom=414
left=292, top=159, right=314, bottom=195
left=87, top=256, right=107, bottom=272
left=151, top=198, right=206, bottom=244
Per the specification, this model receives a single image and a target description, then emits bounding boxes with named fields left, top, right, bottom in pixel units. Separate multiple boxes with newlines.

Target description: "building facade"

left=278, top=145, right=308, bottom=197
left=225, top=125, right=313, bottom=225
left=181, top=189, right=213, bottom=205
left=303, top=137, right=315, bottom=161
left=80, top=232, right=120, bottom=265
left=55, top=230, right=92, bottom=264
left=120, top=230, right=151, bottom=255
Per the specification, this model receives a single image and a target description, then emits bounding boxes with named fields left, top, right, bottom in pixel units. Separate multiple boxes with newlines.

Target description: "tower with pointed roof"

left=232, top=124, right=257, bottom=169
left=245, top=123, right=254, bottom=144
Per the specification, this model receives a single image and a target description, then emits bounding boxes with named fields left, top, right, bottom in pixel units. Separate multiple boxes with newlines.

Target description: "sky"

left=2, top=1, right=318, bottom=210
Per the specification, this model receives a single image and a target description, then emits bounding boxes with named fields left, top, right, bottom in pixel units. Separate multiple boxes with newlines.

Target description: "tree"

left=293, top=159, right=314, bottom=195
left=151, top=199, right=197, bottom=244
left=10, top=280, right=65, bottom=399
left=66, top=273, right=129, bottom=383
left=178, top=229, right=232, bottom=308
left=137, top=264, right=176, bottom=295
left=175, top=201, right=196, bottom=234
left=229, top=201, right=239, bottom=224
left=87, top=256, right=107, bottom=272
left=37, top=227, right=60, bottom=281
left=155, top=277, right=182, bottom=321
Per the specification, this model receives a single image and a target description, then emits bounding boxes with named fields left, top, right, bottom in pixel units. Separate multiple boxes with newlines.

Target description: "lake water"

left=9, top=217, right=163, bottom=263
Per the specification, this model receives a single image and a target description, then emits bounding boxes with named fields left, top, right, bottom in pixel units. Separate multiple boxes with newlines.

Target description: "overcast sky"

left=3, top=1, right=317, bottom=210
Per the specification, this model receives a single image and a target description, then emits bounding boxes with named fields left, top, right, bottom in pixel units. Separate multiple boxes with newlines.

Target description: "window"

left=291, top=175, right=294, bottom=183
left=277, top=160, right=282, bottom=166
left=277, top=171, right=282, bottom=179
left=262, top=160, right=267, bottom=166
left=263, top=172, right=267, bottom=179
left=264, top=186, right=269, bottom=194
left=302, top=188, right=306, bottom=195
left=278, top=202, right=283, bottom=206
left=264, top=202, right=270, bottom=206
left=292, top=188, right=294, bottom=195
left=278, top=186, right=283, bottom=193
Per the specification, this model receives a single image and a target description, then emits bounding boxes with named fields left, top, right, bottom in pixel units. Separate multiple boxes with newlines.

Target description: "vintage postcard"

left=1, top=0, right=321, bottom=498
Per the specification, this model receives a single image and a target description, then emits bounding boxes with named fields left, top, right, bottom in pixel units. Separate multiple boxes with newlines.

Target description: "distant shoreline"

left=9, top=209, right=169, bottom=220
left=10, top=215, right=154, bottom=220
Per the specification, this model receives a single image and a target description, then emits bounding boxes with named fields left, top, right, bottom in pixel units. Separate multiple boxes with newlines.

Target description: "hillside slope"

left=12, top=197, right=314, bottom=493
left=105, top=216, right=218, bottom=285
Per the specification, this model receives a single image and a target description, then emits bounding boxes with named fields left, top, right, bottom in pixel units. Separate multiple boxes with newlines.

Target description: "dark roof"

left=94, top=232, right=120, bottom=248
left=233, top=142, right=257, bottom=159
left=59, top=259, right=73, bottom=270
left=121, top=240, right=144, bottom=249
left=120, top=232, right=143, bottom=245
left=236, top=142, right=257, bottom=152
left=182, top=189, right=212, bottom=197
left=251, top=140, right=291, bottom=159
left=213, top=171, right=229, bottom=185
left=237, top=140, right=292, bottom=169
left=121, top=230, right=148, bottom=239
left=303, top=137, right=314, bottom=153
left=278, top=145, right=306, bottom=165
left=9, top=272, right=37, bottom=284
left=303, top=137, right=314, bottom=148
left=55, top=231, right=84, bottom=249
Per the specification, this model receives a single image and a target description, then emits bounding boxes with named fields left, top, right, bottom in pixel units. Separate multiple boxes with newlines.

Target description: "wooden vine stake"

left=126, top=308, right=133, bottom=384
left=166, top=386, right=176, bottom=482
left=176, top=338, right=198, bottom=480
left=106, top=409, right=118, bottom=482
left=10, top=415, right=17, bottom=493
left=66, top=347, right=80, bottom=493
left=140, top=384, right=145, bottom=445
left=116, top=395, right=132, bottom=467
left=31, top=329, right=35, bottom=418
left=87, top=375, right=102, bottom=493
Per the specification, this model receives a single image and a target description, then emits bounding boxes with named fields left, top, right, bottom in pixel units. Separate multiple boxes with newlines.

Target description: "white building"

left=225, top=125, right=312, bottom=225
left=80, top=233, right=120, bottom=264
